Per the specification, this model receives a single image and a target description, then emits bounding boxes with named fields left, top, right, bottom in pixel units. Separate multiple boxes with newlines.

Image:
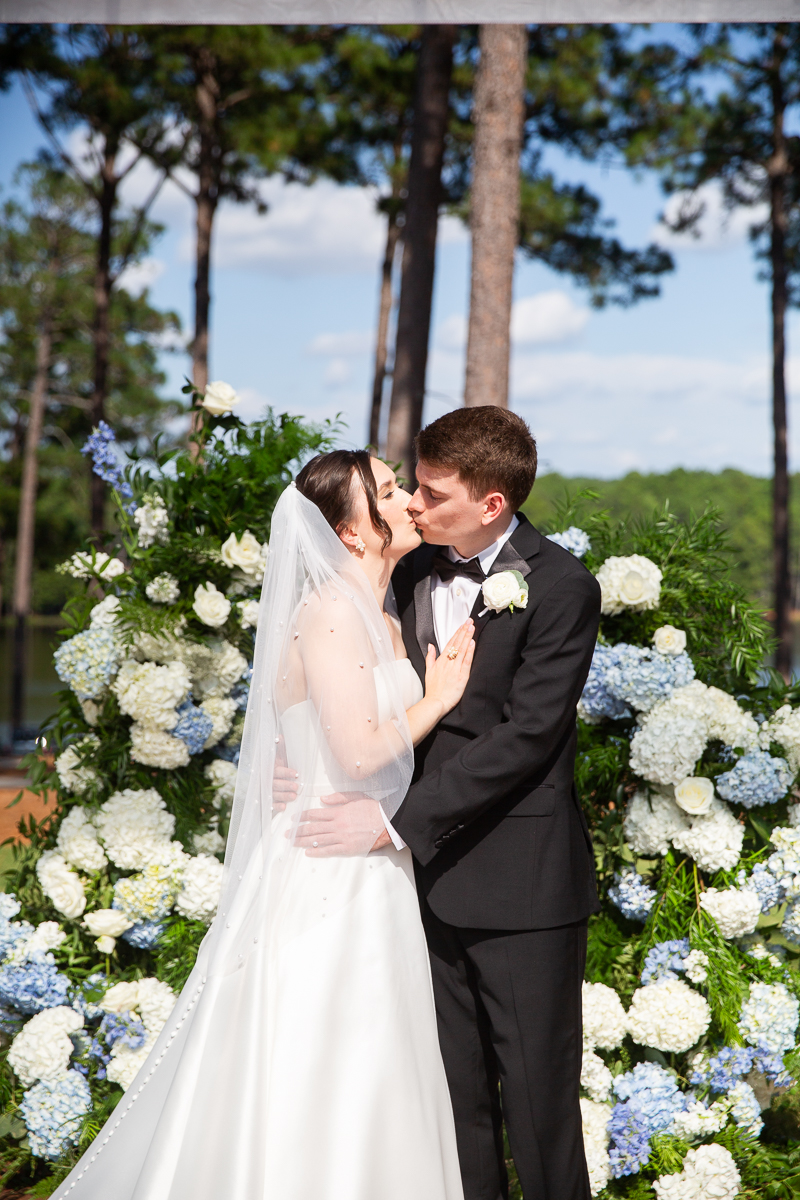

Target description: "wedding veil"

left=53, top=483, right=415, bottom=1199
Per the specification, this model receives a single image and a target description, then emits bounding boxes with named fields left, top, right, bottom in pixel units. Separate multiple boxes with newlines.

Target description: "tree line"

left=1, top=22, right=800, bottom=742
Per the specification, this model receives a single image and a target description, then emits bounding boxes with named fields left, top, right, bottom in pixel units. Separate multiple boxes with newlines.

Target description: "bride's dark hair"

left=295, top=450, right=392, bottom=551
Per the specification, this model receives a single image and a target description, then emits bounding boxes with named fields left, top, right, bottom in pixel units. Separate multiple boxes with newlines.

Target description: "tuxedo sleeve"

left=391, top=568, right=600, bottom=866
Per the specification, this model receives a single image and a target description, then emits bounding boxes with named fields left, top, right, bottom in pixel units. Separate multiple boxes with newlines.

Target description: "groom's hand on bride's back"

left=292, top=793, right=391, bottom=855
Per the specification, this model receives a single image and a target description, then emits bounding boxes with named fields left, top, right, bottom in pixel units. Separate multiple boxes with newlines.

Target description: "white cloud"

left=117, top=257, right=166, bottom=296
left=653, top=181, right=768, bottom=252
left=436, top=313, right=467, bottom=351
left=323, top=358, right=352, bottom=388
left=307, top=330, right=373, bottom=357
left=511, top=291, right=589, bottom=345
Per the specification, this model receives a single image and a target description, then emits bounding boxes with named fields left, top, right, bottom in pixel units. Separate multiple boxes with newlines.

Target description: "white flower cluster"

left=623, top=789, right=690, bottom=857
left=683, top=949, right=709, bottom=984
left=739, top=982, right=799, bottom=1056
left=134, top=495, right=169, bottom=548
left=764, top=705, right=800, bottom=773
left=102, top=977, right=176, bottom=1091
left=146, top=572, right=180, bottom=604
left=56, top=807, right=107, bottom=873
left=652, top=1144, right=741, bottom=1200
left=58, top=550, right=125, bottom=580
left=221, top=529, right=268, bottom=586
left=670, top=1097, right=728, bottom=1141
left=113, top=660, right=191, bottom=729
left=174, top=854, right=224, bottom=923
left=580, top=1098, right=612, bottom=1197
left=627, top=979, right=711, bottom=1053
left=94, top=788, right=175, bottom=870
left=36, top=852, right=86, bottom=919
left=582, top=981, right=628, bottom=1051
left=54, top=736, right=99, bottom=795
left=766, top=825, right=800, bottom=898
left=581, top=1051, right=613, bottom=1102
left=205, top=758, right=237, bottom=806
left=699, top=887, right=761, bottom=939
left=670, top=801, right=745, bottom=874
left=8, top=1006, right=84, bottom=1087
left=595, top=554, right=662, bottom=616
left=89, top=594, right=120, bottom=629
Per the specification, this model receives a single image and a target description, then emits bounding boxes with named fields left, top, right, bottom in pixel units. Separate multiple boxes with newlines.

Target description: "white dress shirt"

left=380, top=515, right=520, bottom=851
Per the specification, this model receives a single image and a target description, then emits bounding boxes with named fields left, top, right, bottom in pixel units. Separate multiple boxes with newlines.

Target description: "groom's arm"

left=390, top=569, right=600, bottom=866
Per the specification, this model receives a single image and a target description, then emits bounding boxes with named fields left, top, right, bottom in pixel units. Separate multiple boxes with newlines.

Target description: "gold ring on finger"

left=447, top=648, right=458, bottom=660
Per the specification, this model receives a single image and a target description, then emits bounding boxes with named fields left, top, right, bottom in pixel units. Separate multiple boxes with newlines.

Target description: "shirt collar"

left=448, top=514, right=520, bottom=572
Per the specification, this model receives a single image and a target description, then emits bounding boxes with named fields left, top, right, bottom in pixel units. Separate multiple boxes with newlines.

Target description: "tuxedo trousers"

left=422, top=906, right=591, bottom=1200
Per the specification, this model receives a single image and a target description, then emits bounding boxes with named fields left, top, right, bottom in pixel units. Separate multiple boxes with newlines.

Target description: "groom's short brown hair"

left=415, top=406, right=537, bottom=511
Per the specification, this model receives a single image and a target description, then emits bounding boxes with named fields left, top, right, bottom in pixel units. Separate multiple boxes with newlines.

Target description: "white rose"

left=201, top=380, right=240, bottom=416
left=238, top=599, right=260, bottom=629
left=36, top=851, right=86, bottom=919
left=481, top=571, right=527, bottom=614
left=674, top=776, right=715, bottom=816
left=220, top=530, right=264, bottom=577
left=102, top=980, right=141, bottom=1014
left=90, top=595, right=121, bottom=629
left=83, top=909, right=132, bottom=938
left=596, top=554, right=662, bottom=615
left=193, top=581, right=231, bottom=628
left=653, top=625, right=686, bottom=656
left=95, top=935, right=117, bottom=954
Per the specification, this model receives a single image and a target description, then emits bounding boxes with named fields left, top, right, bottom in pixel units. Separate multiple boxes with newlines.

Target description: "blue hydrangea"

left=640, top=939, right=690, bottom=984
left=0, top=1006, right=23, bottom=1035
left=173, top=698, right=214, bottom=755
left=20, top=1070, right=92, bottom=1159
left=69, top=972, right=109, bottom=1021
left=781, top=900, right=800, bottom=948
left=603, top=644, right=695, bottom=714
left=97, top=1010, right=147, bottom=1052
left=728, top=1080, right=764, bottom=1136
left=0, top=952, right=70, bottom=1014
left=580, top=645, right=632, bottom=722
left=738, top=863, right=783, bottom=913
left=609, top=1063, right=687, bottom=1177
left=214, top=743, right=240, bottom=764
left=752, top=1043, right=794, bottom=1088
left=54, top=627, right=121, bottom=700
left=609, top=870, right=657, bottom=922
left=82, top=421, right=136, bottom=512
left=0, top=914, right=34, bottom=961
left=717, top=751, right=793, bottom=809
left=121, top=921, right=164, bottom=950
left=546, top=527, right=591, bottom=558
left=690, top=1045, right=754, bottom=1093
left=230, top=670, right=251, bottom=711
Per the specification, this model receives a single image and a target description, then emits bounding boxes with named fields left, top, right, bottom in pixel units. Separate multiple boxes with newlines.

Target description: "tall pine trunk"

left=770, top=32, right=792, bottom=679
left=385, top=25, right=455, bottom=484
left=191, top=48, right=219, bottom=429
left=12, top=317, right=51, bottom=739
left=369, top=208, right=401, bottom=450
left=90, top=146, right=117, bottom=535
left=464, top=24, right=527, bottom=409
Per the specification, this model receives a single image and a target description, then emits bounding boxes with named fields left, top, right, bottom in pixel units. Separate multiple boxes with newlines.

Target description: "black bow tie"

left=431, top=550, right=485, bottom=585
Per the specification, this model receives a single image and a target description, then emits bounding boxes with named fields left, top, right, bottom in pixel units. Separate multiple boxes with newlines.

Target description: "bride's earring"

left=355, top=536, right=366, bottom=555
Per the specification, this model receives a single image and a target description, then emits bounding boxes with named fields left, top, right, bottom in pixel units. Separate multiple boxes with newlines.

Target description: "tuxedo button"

left=434, top=839, right=444, bottom=849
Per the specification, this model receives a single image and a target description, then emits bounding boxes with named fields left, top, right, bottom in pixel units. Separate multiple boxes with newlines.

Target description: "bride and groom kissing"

left=55, top=406, right=601, bottom=1200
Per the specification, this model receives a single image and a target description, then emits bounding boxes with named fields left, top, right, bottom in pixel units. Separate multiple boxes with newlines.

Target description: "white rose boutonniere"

left=201, top=380, right=240, bottom=417
left=480, top=570, right=529, bottom=617
left=193, top=581, right=231, bottom=627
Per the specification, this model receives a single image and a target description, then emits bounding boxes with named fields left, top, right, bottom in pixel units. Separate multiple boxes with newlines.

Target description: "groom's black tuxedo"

left=391, top=514, right=600, bottom=1200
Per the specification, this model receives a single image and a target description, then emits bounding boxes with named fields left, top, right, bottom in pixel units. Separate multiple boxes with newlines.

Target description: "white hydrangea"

left=595, top=554, right=662, bottom=616
left=54, top=736, right=99, bottom=795
left=192, top=828, right=225, bottom=855
left=113, top=859, right=184, bottom=923
left=0, top=895, right=21, bottom=918
left=787, top=804, right=800, bottom=829
left=581, top=1050, right=613, bottom=1102
left=623, top=789, right=690, bottom=856
left=102, top=976, right=177, bottom=1090
left=764, top=705, right=800, bottom=773
left=670, top=1097, right=728, bottom=1141
left=767, top=826, right=800, bottom=898
left=582, top=981, right=628, bottom=1050
left=129, top=723, right=191, bottom=770
left=670, top=800, right=745, bottom=873
left=653, top=1144, right=741, bottom=1200
left=629, top=707, right=707, bottom=786
left=94, top=788, right=175, bottom=870
left=200, top=696, right=238, bottom=748
left=192, top=641, right=247, bottom=699
left=56, top=807, right=107, bottom=873
left=174, top=854, right=224, bottom=923
left=112, top=659, right=191, bottom=729
left=727, top=1080, right=763, bottom=1137
left=146, top=573, right=180, bottom=604
left=107, top=1030, right=159, bottom=1092
left=739, top=982, right=799, bottom=1055
left=683, top=949, right=709, bottom=984
left=35, top=851, right=86, bottom=919
left=204, top=759, right=237, bottom=807
left=580, top=1098, right=611, bottom=1198
left=134, top=496, right=169, bottom=548
left=705, top=686, right=759, bottom=751
left=238, top=599, right=260, bottom=629
left=8, top=1007, right=84, bottom=1086
left=9, top=921, right=67, bottom=964
left=627, top=979, right=710, bottom=1052
left=699, top=887, right=761, bottom=939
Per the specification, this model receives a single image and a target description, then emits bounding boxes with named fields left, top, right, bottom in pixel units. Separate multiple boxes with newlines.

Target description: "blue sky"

left=1, top=64, right=797, bottom=480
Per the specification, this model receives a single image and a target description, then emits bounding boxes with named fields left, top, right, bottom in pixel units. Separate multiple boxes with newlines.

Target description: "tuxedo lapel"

left=413, top=544, right=438, bottom=661
left=469, top=514, right=541, bottom=641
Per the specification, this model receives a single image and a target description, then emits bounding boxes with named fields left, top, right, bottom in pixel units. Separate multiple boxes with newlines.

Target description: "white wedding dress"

left=54, top=486, right=464, bottom=1200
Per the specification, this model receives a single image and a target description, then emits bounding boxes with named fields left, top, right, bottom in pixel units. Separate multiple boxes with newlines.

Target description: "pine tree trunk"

left=12, top=318, right=51, bottom=738
left=369, top=209, right=401, bottom=450
left=464, top=24, right=527, bottom=409
left=385, top=25, right=456, bottom=484
left=90, top=148, right=117, bottom=535
left=191, top=50, right=219, bottom=434
left=770, top=36, right=792, bottom=679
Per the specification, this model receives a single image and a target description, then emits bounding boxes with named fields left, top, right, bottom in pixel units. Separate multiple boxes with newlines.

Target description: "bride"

left=54, top=450, right=473, bottom=1200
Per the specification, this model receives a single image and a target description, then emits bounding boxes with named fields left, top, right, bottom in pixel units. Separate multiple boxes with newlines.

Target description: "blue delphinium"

left=70, top=972, right=109, bottom=1021
left=608, top=1063, right=687, bottom=1177
left=579, top=645, right=632, bottom=722
left=0, top=952, right=70, bottom=1014
left=738, top=863, right=783, bottom=913
left=690, top=1045, right=754, bottom=1093
left=173, top=698, right=214, bottom=755
left=608, top=870, right=657, bottom=922
left=640, top=939, right=690, bottom=984
left=717, top=751, right=793, bottom=809
left=20, top=1070, right=92, bottom=1159
left=603, top=644, right=695, bottom=714
left=121, top=921, right=164, bottom=950
left=546, top=527, right=591, bottom=558
left=81, top=421, right=136, bottom=512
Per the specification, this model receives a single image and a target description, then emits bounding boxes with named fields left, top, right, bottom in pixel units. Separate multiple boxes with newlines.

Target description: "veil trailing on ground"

left=54, top=483, right=415, bottom=1200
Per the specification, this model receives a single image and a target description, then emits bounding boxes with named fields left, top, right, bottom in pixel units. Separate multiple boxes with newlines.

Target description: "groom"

left=299, top=407, right=600, bottom=1200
